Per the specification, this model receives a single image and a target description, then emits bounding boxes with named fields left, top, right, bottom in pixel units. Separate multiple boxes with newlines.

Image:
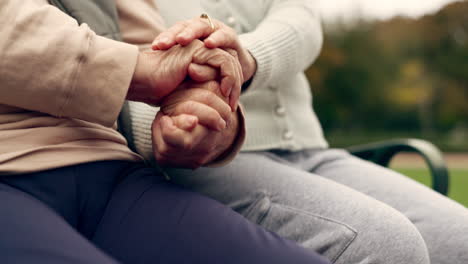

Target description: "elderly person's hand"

left=128, top=39, right=242, bottom=111
left=152, top=16, right=257, bottom=84
left=152, top=81, right=239, bottom=169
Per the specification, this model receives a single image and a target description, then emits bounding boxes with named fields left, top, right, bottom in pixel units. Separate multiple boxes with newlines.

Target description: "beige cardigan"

left=0, top=0, right=238, bottom=174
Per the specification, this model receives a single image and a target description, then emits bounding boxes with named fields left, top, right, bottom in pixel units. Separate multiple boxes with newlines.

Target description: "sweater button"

left=227, top=16, right=236, bottom=26
left=275, top=106, right=286, bottom=116
left=283, top=130, right=294, bottom=140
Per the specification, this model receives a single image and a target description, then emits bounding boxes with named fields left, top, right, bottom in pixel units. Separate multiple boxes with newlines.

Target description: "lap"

left=303, top=149, right=467, bottom=217
left=305, top=149, right=468, bottom=264
left=168, top=152, right=429, bottom=263
left=169, top=149, right=468, bottom=264
left=93, top=165, right=328, bottom=264
left=0, top=182, right=118, bottom=264
left=0, top=161, right=329, bottom=264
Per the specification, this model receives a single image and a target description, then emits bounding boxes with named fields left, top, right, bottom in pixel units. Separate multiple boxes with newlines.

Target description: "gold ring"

left=200, top=13, right=215, bottom=31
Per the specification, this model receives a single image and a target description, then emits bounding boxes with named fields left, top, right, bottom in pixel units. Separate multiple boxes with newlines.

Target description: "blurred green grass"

left=394, top=168, right=468, bottom=207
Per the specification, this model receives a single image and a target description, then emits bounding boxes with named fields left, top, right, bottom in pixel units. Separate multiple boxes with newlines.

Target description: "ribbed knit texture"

left=128, top=102, right=157, bottom=161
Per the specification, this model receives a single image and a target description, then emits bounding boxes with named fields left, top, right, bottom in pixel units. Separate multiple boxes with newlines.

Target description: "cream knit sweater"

left=129, top=0, right=328, bottom=160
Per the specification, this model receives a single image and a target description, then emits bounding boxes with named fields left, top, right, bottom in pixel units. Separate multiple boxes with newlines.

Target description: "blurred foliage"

left=307, top=1, right=468, bottom=150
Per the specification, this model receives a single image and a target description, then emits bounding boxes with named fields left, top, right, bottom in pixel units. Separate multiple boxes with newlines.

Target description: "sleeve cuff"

left=61, top=34, right=139, bottom=127
left=206, top=105, right=246, bottom=167
left=239, top=33, right=274, bottom=92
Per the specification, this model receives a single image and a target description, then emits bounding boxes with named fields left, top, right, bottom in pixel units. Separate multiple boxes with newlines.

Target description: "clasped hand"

left=128, top=16, right=255, bottom=168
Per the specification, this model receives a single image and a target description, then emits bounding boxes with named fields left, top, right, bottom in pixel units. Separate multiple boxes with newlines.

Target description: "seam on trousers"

left=116, top=183, right=155, bottom=225
left=267, top=203, right=358, bottom=264
left=256, top=195, right=272, bottom=225
left=233, top=190, right=272, bottom=225
left=331, top=225, right=358, bottom=263
left=275, top=203, right=358, bottom=235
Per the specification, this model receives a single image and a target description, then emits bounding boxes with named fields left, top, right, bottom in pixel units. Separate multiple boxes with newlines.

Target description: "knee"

left=343, top=207, right=430, bottom=264
left=417, top=204, right=468, bottom=264
left=376, top=211, right=429, bottom=264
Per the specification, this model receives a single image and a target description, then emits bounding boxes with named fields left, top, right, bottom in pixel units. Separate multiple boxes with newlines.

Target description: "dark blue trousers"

left=0, top=161, right=330, bottom=264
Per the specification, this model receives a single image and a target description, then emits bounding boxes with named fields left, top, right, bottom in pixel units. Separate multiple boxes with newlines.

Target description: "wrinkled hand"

left=152, top=81, right=239, bottom=169
left=128, top=39, right=242, bottom=110
left=152, top=16, right=257, bottom=83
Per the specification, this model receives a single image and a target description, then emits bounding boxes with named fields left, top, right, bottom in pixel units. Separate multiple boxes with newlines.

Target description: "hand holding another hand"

left=128, top=39, right=242, bottom=110
left=152, top=16, right=257, bottom=85
left=152, top=81, right=239, bottom=169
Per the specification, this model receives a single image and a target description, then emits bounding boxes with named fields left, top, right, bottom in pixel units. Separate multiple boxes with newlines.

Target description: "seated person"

left=128, top=1, right=468, bottom=263
left=0, top=0, right=333, bottom=263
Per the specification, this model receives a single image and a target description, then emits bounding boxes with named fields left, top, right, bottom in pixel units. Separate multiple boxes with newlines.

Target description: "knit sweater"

left=128, top=0, right=328, bottom=159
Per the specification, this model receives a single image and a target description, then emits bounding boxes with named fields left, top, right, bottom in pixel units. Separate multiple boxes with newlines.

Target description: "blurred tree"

left=307, top=1, right=468, bottom=150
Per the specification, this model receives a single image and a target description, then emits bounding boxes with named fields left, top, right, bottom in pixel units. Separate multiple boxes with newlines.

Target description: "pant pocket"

left=229, top=190, right=272, bottom=224
left=251, top=199, right=357, bottom=264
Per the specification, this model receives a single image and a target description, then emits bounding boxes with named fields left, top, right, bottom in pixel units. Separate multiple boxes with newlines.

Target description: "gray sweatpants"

left=168, top=149, right=468, bottom=264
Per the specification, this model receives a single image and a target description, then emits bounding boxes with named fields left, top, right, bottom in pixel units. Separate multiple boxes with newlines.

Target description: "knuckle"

left=226, top=48, right=238, bottom=58
left=205, top=81, right=220, bottom=92
left=196, top=89, right=214, bottom=103
left=220, top=28, right=232, bottom=36
left=175, top=21, right=188, bottom=28
left=180, top=100, right=197, bottom=114
left=191, top=39, right=204, bottom=47
left=226, top=27, right=236, bottom=34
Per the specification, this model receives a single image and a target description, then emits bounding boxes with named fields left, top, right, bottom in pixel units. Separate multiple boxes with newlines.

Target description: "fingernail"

left=225, top=84, right=232, bottom=97
left=204, top=38, right=215, bottom=47
left=160, top=37, right=170, bottom=44
left=218, top=119, right=227, bottom=130
left=178, top=32, right=190, bottom=39
left=186, top=116, right=197, bottom=127
left=152, top=44, right=159, bottom=50
left=231, top=102, right=236, bottom=112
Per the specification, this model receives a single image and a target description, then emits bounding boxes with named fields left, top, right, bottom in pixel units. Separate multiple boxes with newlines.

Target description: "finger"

left=192, top=80, right=225, bottom=99
left=153, top=117, right=196, bottom=168
left=225, top=49, right=242, bottom=111
left=161, top=116, right=208, bottom=151
left=192, top=48, right=240, bottom=101
left=157, top=116, right=215, bottom=169
left=151, top=114, right=174, bottom=166
left=165, top=100, right=227, bottom=131
left=188, top=63, right=218, bottom=82
left=171, top=114, right=198, bottom=131
left=176, top=18, right=219, bottom=46
left=153, top=115, right=192, bottom=158
left=204, top=28, right=239, bottom=49
left=152, top=21, right=189, bottom=50
left=161, top=87, right=231, bottom=121
left=160, top=115, right=192, bottom=150
left=219, top=52, right=242, bottom=110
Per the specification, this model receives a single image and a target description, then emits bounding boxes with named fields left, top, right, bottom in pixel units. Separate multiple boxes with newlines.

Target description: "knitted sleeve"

left=239, top=0, right=323, bottom=91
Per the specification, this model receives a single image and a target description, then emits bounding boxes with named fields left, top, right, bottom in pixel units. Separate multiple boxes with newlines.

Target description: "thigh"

left=0, top=183, right=118, bottom=264
left=306, top=149, right=468, bottom=264
left=92, top=167, right=329, bottom=264
left=167, top=153, right=429, bottom=264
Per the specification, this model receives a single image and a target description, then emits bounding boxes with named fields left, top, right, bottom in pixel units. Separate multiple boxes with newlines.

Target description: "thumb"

left=171, top=114, right=199, bottom=131
left=188, top=63, right=218, bottom=82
